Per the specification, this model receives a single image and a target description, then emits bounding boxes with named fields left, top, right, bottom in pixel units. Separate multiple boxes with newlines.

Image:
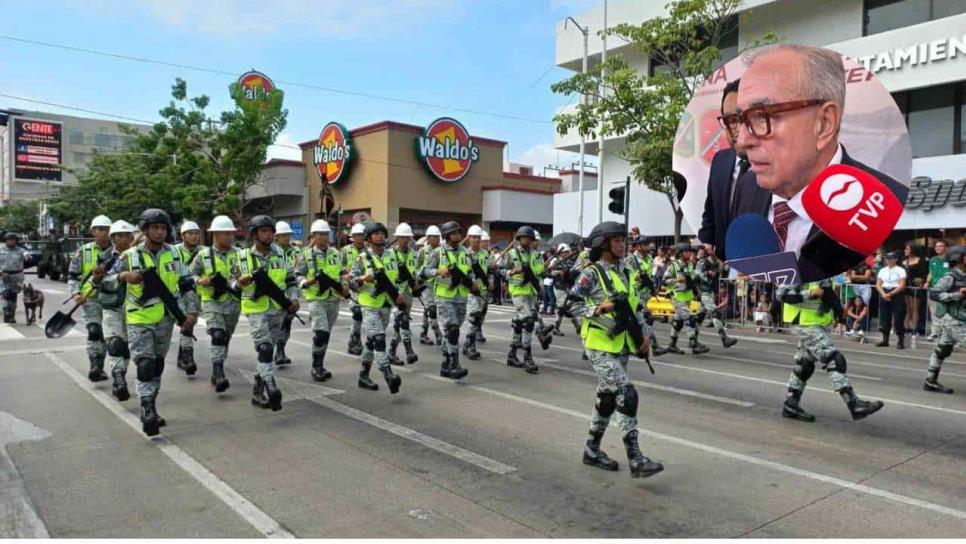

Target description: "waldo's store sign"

left=237, top=70, right=275, bottom=102
left=416, top=117, right=480, bottom=182
left=313, top=122, right=354, bottom=184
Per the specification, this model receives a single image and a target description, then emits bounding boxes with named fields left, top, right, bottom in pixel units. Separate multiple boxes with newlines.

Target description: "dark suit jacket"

left=698, top=148, right=737, bottom=260
left=730, top=146, right=909, bottom=282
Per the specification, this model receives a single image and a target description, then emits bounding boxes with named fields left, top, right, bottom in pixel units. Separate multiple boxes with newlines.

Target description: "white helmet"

left=109, top=220, right=134, bottom=236
left=481, top=231, right=490, bottom=241
left=426, top=225, right=441, bottom=237
left=467, top=224, right=484, bottom=237
left=209, top=215, right=235, bottom=232
left=534, top=231, right=542, bottom=241
left=310, top=219, right=330, bottom=234
left=394, top=222, right=414, bottom=237
left=557, top=243, right=571, bottom=253
left=350, top=223, right=366, bottom=236
left=90, top=215, right=112, bottom=229
left=180, top=220, right=201, bottom=234
left=275, top=221, right=293, bottom=235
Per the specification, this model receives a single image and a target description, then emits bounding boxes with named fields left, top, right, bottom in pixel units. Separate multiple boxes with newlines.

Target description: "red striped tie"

left=773, top=201, right=797, bottom=251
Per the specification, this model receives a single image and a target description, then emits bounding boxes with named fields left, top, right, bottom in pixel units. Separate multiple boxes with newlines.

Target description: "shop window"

left=68, top=129, right=85, bottom=145
left=863, top=0, right=965, bottom=36
left=905, top=84, right=955, bottom=158
left=932, top=0, right=966, bottom=19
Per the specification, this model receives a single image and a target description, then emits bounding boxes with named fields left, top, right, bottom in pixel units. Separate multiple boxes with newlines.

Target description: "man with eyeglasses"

left=727, top=44, right=909, bottom=283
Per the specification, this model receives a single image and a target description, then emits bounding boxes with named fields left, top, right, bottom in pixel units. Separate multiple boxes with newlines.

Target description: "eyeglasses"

left=717, top=99, right=825, bottom=138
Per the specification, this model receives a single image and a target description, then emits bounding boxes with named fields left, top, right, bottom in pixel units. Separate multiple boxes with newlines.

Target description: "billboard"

left=13, top=118, right=63, bottom=182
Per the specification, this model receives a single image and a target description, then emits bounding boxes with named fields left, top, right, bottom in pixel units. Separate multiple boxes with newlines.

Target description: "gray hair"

left=742, top=44, right=846, bottom=108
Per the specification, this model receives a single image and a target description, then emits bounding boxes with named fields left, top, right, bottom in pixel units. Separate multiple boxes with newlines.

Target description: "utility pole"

left=565, top=16, right=589, bottom=235
left=596, top=0, right=608, bottom=226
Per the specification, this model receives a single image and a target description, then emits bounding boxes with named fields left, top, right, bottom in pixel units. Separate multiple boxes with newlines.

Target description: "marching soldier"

left=387, top=223, right=420, bottom=366
left=572, top=222, right=664, bottom=479
left=175, top=220, right=204, bottom=376
left=89, top=220, right=135, bottom=402
left=274, top=221, right=300, bottom=367
left=68, top=215, right=113, bottom=381
left=924, top=245, right=965, bottom=394
left=234, top=216, right=299, bottom=411
left=108, top=209, right=198, bottom=436
left=530, top=232, right=556, bottom=339
left=660, top=243, right=708, bottom=355
left=460, top=225, right=488, bottom=361
left=503, top=226, right=548, bottom=374
left=694, top=251, right=737, bottom=349
left=191, top=215, right=242, bottom=393
left=418, top=225, right=444, bottom=346
left=549, top=243, right=581, bottom=337
left=778, top=279, right=884, bottom=422
left=477, top=230, right=493, bottom=343
left=349, top=222, right=403, bottom=393
left=422, top=221, right=474, bottom=379
left=1, top=232, right=31, bottom=323
left=342, top=223, right=367, bottom=355
left=295, top=220, right=347, bottom=382
left=623, top=238, right=664, bottom=355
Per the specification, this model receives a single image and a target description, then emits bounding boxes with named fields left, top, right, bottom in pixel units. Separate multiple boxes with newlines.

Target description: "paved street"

left=1, top=275, right=965, bottom=538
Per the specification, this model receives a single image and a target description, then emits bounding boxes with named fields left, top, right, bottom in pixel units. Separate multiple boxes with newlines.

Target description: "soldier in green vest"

left=273, top=221, right=300, bottom=367
left=349, top=222, right=403, bottom=393
left=88, top=220, right=135, bottom=402
left=418, top=225, right=444, bottom=346
left=234, top=215, right=299, bottom=412
left=502, top=226, right=549, bottom=374
left=460, top=224, right=488, bottom=362
left=107, top=209, right=198, bottom=436
left=924, top=245, right=965, bottom=394
left=694, top=251, right=737, bottom=349
left=295, top=219, right=346, bottom=382
left=387, top=222, right=420, bottom=366
left=477, top=230, right=493, bottom=343
left=549, top=243, right=580, bottom=336
left=572, top=221, right=664, bottom=479
left=660, top=243, right=708, bottom=355
left=778, top=279, right=884, bottom=422
left=68, top=214, right=113, bottom=381
left=191, top=215, right=241, bottom=394
left=421, top=221, right=475, bottom=379
left=622, top=237, right=664, bottom=355
left=175, top=220, right=204, bottom=376
left=342, top=222, right=367, bottom=355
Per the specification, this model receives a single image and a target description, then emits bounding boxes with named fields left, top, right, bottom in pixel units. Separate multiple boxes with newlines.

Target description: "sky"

left=0, top=0, right=600, bottom=173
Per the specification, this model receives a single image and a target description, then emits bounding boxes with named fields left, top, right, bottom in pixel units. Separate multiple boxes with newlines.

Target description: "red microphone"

left=800, top=164, right=904, bottom=256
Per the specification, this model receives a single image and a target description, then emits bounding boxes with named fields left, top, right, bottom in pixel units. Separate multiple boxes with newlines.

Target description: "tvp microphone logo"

left=802, top=164, right=904, bottom=255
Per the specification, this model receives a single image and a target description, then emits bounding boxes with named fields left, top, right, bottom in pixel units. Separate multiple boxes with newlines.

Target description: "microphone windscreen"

left=725, top=213, right=781, bottom=261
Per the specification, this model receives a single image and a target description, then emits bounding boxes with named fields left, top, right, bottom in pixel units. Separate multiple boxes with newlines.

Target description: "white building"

left=553, top=0, right=966, bottom=243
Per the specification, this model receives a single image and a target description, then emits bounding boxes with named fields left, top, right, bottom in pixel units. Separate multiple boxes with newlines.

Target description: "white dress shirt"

left=877, top=265, right=906, bottom=289
left=768, top=145, right=843, bottom=257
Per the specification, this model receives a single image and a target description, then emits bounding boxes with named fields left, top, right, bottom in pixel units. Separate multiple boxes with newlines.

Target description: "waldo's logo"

left=313, top=122, right=354, bottom=184
left=237, top=70, right=275, bottom=102
left=416, top=118, right=480, bottom=182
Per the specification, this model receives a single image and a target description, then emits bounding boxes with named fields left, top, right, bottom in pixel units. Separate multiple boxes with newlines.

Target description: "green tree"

left=0, top=200, right=40, bottom=236
left=552, top=0, right=773, bottom=241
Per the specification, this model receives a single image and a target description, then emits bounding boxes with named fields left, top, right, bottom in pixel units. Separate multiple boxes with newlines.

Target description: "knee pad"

left=135, top=357, right=155, bottom=382
left=935, top=343, right=954, bottom=359
left=107, top=336, right=129, bottom=358
left=793, top=354, right=815, bottom=382
left=427, top=306, right=437, bottom=320
left=617, top=384, right=639, bottom=417
left=209, top=328, right=228, bottom=346
left=822, top=351, right=846, bottom=374
left=351, top=306, right=362, bottom=322
left=672, top=318, right=684, bottom=331
left=257, top=342, right=274, bottom=363
left=372, top=333, right=386, bottom=352
left=86, top=322, right=104, bottom=342
left=396, top=311, right=410, bottom=330
left=314, top=330, right=330, bottom=347
left=523, top=316, right=535, bottom=333
left=595, top=390, right=617, bottom=418
left=154, top=357, right=165, bottom=378
left=511, top=319, right=523, bottom=334
left=445, top=324, right=460, bottom=345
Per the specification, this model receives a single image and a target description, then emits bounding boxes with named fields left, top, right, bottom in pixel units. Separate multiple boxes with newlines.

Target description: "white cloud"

left=267, top=132, right=303, bottom=161
left=509, top=142, right=593, bottom=174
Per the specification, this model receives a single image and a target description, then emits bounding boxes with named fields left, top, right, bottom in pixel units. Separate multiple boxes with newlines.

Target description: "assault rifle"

left=140, top=267, right=197, bottom=339
left=396, top=260, right=427, bottom=297
left=251, top=267, right=305, bottom=324
left=448, top=263, right=475, bottom=290
left=818, top=286, right=846, bottom=324
left=609, top=292, right=655, bottom=374
left=364, top=251, right=404, bottom=309
left=210, top=272, right=240, bottom=299
left=307, top=251, right=345, bottom=298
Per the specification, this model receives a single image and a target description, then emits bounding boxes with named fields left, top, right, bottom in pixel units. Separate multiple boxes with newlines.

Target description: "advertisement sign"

left=237, top=70, right=275, bottom=102
left=13, top=118, right=63, bottom=182
left=313, top=122, right=354, bottom=184
left=415, top=117, right=480, bottom=182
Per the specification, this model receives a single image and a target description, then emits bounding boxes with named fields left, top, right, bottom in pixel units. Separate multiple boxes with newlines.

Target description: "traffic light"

left=608, top=186, right=626, bottom=215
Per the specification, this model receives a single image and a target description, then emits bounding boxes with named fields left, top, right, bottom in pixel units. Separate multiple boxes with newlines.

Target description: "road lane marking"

left=0, top=324, right=26, bottom=340
left=0, top=411, right=51, bottom=538
left=43, top=352, right=295, bottom=539
left=0, top=345, right=86, bottom=357
left=727, top=334, right=786, bottom=344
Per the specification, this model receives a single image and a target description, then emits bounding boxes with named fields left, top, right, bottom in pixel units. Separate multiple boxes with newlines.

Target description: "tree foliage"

left=0, top=200, right=40, bottom=236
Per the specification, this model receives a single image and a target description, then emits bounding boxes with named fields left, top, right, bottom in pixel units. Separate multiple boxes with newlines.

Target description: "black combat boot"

left=659, top=337, right=684, bottom=355
left=263, top=375, right=282, bottom=411
left=476, top=331, right=487, bottom=344
left=251, top=375, right=268, bottom=408
left=720, top=330, right=738, bottom=348
left=88, top=357, right=108, bottom=382
left=781, top=390, right=815, bottom=422
left=358, top=362, right=379, bottom=391
left=382, top=367, right=402, bottom=394
left=404, top=340, right=419, bottom=364
left=447, top=352, right=468, bottom=380
left=464, top=334, right=481, bottom=361
left=140, top=396, right=160, bottom=437
left=582, top=429, right=619, bottom=471
left=176, top=346, right=187, bottom=370
left=896, top=334, right=905, bottom=350
left=311, top=353, right=332, bottom=382
left=622, top=430, right=664, bottom=478
left=182, top=347, right=198, bottom=375
left=839, top=387, right=884, bottom=420
left=689, top=337, right=710, bottom=355
left=875, top=331, right=890, bottom=347
left=538, top=325, right=554, bottom=350
left=111, top=368, right=130, bottom=401
left=440, top=352, right=452, bottom=378
left=419, top=329, right=434, bottom=345
left=924, top=369, right=954, bottom=394
left=347, top=332, right=364, bottom=355
left=2, top=308, right=13, bottom=323
left=523, top=348, right=539, bottom=374
left=211, top=362, right=230, bottom=392
left=388, top=339, right=404, bottom=366
left=506, top=346, right=523, bottom=368
left=274, top=343, right=292, bottom=366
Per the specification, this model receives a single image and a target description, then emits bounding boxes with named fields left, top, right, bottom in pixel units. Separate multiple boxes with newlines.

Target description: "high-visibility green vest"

left=122, top=246, right=183, bottom=326
left=782, top=282, right=834, bottom=326
left=341, top=244, right=363, bottom=273
left=238, top=247, right=288, bottom=315
left=668, top=261, right=695, bottom=302
left=79, top=242, right=111, bottom=297
left=302, top=246, right=342, bottom=301
left=581, top=264, right=640, bottom=354
left=176, top=243, right=203, bottom=267
left=358, top=249, right=399, bottom=308
left=279, top=245, right=299, bottom=268
left=435, top=246, right=473, bottom=299
left=196, top=246, right=239, bottom=303
left=392, top=247, right=418, bottom=291
left=507, top=248, right=544, bottom=297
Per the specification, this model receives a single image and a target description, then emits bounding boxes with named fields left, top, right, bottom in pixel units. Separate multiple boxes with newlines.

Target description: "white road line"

left=0, top=345, right=86, bottom=357
left=0, top=411, right=52, bottom=538
left=467, top=385, right=966, bottom=522
left=42, top=353, right=294, bottom=539
left=727, top=334, right=787, bottom=344
left=0, top=324, right=26, bottom=340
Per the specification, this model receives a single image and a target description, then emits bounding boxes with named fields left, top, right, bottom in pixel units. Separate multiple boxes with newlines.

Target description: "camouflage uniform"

left=174, top=242, right=204, bottom=372
left=623, top=251, right=661, bottom=351
left=662, top=259, right=704, bottom=353
left=274, top=243, right=301, bottom=365
left=341, top=242, right=366, bottom=353
left=418, top=243, right=443, bottom=345
left=926, top=266, right=965, bottom=391
left=191, top=245, right=241, bottom=389
left=422, top=243, right=476, bottom=362
left=461, top=245, right=488, bottom=358
left=0, top=243, right=28, bottom=322
left=549, top=251, right=581, bottom=336
left=294, top=244, right=343, bottom=380
left=350, top=247, right=402, bottom=392
left=85, top=247, right=129, bottom=393
left=68, top=241, right=113, bottom=375
left=695, top=256, right=736, bottom=347
left=387, top=245, right=419, bottom=365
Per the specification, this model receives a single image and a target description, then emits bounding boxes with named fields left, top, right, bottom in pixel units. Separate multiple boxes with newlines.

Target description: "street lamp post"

left=597, top=0, right=608, bottom=225
left=565, top=16, right=589, bottom=236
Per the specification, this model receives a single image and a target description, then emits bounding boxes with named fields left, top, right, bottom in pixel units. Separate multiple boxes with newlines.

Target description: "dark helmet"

left=586, top=221, right=626, bottom=249
left=364, top=222, right=388, bottom=239
left=440, top=221, right=462, bottom=237
left=4, top=231, right=19, bottom=241
left=946, top=245, right=966, bottom=264
left=515, top=225, right=536, bottom=240
left=138, top=208, right=171, bottom=230
left=248, top=215, right=275, bottom=236
left=674, top=242, right=693, bottom=255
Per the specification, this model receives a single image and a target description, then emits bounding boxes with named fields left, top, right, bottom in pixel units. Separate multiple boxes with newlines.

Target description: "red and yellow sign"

left=237, top=70, right=275, bottom=102
left=416, top=117, right=480, bottom=182
left=313, top=122, right=354, bottom=184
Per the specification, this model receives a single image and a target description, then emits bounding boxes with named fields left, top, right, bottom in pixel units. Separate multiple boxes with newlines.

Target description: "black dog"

left=22, top=283, right=44, bottom=325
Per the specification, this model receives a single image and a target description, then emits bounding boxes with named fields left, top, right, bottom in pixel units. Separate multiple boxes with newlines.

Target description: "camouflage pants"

left=1, top=272, right=23, bottom=311
left=929, top=314, right=966, bottom=373
left=437, top=298, right=467, bottom=356
left=308, top=299, right=340, bottom=355
left=464, top=294, right=486, bottom=341
left=638, top=295, right=658, bottom=345
left=700, top=292, right=725, bottom=332
left=178, top=291, right=200, bottom=352
left=82, top=301, right=107, bottom=364
left=421, top=289, right=440, bottom=336
left=511, top=294, right=538, bottom=349
left=247, top=309, right=283, bottom=382
left=362, top=306, right=392, bottom=371
left=554, top=287, right=583, bottom=334
left=276, top=313, right=294, bottom=359
left=102, top=308, right=128, bottom=374
left=203, top=300, right=240, bottom=366
left=587, top=348, right=637, bottom=437
left=348, top=293, right=362, bottom=340
left=388, top=292, right=414, bottom=345
left=128, top=316, right=175, bottom=399
left=670, top=298, right=696, bottom=341
left=787, top=325, right=851, bottom=393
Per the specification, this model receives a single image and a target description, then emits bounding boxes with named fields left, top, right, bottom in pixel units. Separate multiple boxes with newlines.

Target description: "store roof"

left=262, top=158, right=305, bottom=168
left=297, top=120, right=508, bottom=149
